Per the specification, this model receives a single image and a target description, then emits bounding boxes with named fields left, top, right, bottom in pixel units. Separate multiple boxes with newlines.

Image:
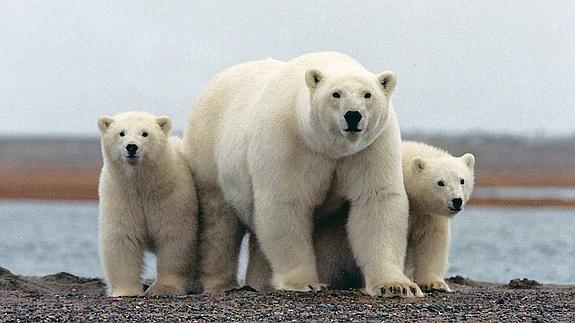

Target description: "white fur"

left=403, top=141, right=475, bottom=292
left=183, top=52, right=421, bottom=297
left=98, top=111, right=198, bottom=297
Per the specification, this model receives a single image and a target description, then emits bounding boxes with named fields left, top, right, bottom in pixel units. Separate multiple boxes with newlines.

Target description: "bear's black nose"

left=452, top=198, right=463, bottom=209
left=126, top=144, right=138, bottom=153
left=344, top=110, right=362, bottom=130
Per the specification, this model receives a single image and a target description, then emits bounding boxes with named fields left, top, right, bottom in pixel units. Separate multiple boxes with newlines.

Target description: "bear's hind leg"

left=245, top=233, right=273, bottom=291
left=197, top=185, right=245, bottom=293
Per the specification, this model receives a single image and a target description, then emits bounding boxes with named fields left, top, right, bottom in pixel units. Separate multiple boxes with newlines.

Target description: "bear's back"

left=288, top=51, right=367, bottom=76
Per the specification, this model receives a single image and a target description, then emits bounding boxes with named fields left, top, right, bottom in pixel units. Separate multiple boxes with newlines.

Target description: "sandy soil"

left=0, top=167, right=99, bottom=200
left=1, top=267, right=573, bottom=321
left=475, top=171, right=575, bottom=187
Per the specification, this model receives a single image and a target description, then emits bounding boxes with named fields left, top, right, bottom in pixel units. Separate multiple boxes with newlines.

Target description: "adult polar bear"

left=183, top=52, right=422, bottom=297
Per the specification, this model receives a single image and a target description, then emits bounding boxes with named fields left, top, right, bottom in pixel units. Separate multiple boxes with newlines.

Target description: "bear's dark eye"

left=460, top=179, right=465, bottom=185
left=119, top=131, right=125, bottom=137
left=332, top=92, right=340, bottom=98
left=364, top=92, right=371, bottom=99
left=142, top=132, right=148, bottom=137
left=437, top=181, right=445, bottom=187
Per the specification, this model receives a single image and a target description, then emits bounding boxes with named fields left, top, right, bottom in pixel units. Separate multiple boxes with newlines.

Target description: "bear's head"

left=98, top=111, right=172, bottom=166
left=303, top=68, right=396, bottom=157
left=407, top=153, right=475, bottom=217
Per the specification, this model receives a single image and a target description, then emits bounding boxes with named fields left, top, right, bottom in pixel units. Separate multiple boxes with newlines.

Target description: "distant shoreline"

left=1, top=168, right=575, bottom=207
left=2, top=133, right=575, bottom=206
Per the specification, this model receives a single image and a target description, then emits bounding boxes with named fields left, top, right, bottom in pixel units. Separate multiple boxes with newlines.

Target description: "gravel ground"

left=1, top=267, right=573, bottom=322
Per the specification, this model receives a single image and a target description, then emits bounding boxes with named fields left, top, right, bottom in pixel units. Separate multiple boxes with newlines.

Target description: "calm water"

left=0, top=200, right=573, bottom=284
left=474, top=186, right=575, bottom=201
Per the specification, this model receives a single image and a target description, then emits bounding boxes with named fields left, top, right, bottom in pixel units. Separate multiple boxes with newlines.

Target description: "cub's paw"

left=363, top=281, right=424, bottom=298
left=145, top=284, right=187, bottom=296
left=417, top=279, right=451, bottom=292
left=110, top=287, right=144, bottom=297
left=275, top=281, right=328, bottom=292
left=272, top=268, right=328, bottom=292
left=201, top=276, right=238, bottom=294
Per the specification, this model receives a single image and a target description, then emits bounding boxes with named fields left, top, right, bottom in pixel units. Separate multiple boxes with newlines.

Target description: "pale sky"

left=1, top=1, right=574, bottom=136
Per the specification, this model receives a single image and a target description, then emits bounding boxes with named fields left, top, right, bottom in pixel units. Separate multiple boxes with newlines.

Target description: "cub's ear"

left=156, top=116, right=172, bottom=135
left=305, top=69, right=324, bottom=91
left=461, top=153, right=475, bottom=170
left=377, top=71, right=397, bottom=96
left=411, top=157, right=426, bottom=172
left=98, top=116, right=114, bottom=134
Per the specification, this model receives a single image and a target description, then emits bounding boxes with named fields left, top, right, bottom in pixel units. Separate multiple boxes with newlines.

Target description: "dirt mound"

left=0, top=267, right=106, bottom=297
left=42, top=272, right=102, bottom=284
left=446, top=275, right=481, bottom=287
left=0, top=267, right=22, bottom=291
left=0, top=266, right=13, bottom=276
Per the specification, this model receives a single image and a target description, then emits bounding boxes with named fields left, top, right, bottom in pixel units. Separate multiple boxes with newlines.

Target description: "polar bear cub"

left=98, top=111, right=198, bottom=297
left=403, top=141, right=475, bottom=292
left=183, top=52, right=422, bottom=297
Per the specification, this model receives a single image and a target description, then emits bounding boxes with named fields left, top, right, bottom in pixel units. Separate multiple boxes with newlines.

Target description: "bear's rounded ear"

left=98, top=116, right=114, bottom=134
left=377, top=71, right=397, bottom=96
left=461, top=153, right=475, bottom=170
left=305, top=69, right=324, bottom=91
left=411, top=157, right=426, bottom=172
left=156, top=116, right=172, bottom=135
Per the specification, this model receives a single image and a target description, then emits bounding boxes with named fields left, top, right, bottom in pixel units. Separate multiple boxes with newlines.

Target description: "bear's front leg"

left=99, top=232, right=145, bottom=297
left=346, top=190, right=423, bottom=297
left=146, top=232, right=196, bottom=296
left=253, top=192, right=326, bottom=292
left=410, top=217, right=451, bottom=292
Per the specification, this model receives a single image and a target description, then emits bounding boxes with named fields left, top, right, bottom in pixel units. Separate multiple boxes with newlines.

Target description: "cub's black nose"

left=126, top=144, right=138, bottom=153
left=344, top=110, right=362, bottom=130
left=452, top=198, right=463, bottom=209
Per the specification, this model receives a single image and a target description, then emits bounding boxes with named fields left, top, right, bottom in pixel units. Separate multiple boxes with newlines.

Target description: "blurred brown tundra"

left=2, top=134, right=575, bottom=206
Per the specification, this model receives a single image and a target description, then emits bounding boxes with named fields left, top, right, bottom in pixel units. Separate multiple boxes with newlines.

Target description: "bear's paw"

left=417, top=279, right=452, bottom=293
left=110, top=286, right=144, bottom=297
left=363, top=281, right=424, bottom=298
left=145, top=283, right=187, bottom=296
left=275, top=280, right=328, bottom=292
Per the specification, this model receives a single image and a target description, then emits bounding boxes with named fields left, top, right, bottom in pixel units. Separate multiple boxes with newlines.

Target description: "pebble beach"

left=1, top=267, right=573, bottom=322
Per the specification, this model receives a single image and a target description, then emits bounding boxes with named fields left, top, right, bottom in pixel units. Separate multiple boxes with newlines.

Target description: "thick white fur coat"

left=98, top=112, right=198, bottom=297
left=183, top=52, right=421, bottom=297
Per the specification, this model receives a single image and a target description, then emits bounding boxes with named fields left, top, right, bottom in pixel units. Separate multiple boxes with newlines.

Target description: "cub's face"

left=98, top=111, right=171, bottom=166
left=409, top=154, right=475, bottom=217
left=304, top=69, right=396, bottom=156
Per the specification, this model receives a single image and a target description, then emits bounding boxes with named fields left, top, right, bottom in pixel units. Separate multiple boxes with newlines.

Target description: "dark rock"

left=427, top=304, right=441, bottom=313
left=507, top=278, right=541, bottom=289
left=225, top=285, right=258, bottom=293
